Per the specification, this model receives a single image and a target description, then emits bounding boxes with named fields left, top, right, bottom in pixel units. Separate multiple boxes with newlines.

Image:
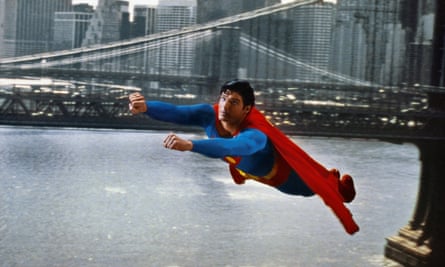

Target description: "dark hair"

left=219, top=79, right=255, bottom=107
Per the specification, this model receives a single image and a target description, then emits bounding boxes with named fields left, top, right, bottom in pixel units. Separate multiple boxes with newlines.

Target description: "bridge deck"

left=1, top=81, right=443, bottom=142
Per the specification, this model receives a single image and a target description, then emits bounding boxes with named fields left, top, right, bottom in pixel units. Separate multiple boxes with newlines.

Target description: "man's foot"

left=330, top=168, right=340, bottom=179
left=339, top=174, right=356, bottom=203
left=329, top=169, right=356, bottom=203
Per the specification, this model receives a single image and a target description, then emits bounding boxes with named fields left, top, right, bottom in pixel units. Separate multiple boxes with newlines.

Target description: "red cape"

left=215, top=105, right=359, bottom=235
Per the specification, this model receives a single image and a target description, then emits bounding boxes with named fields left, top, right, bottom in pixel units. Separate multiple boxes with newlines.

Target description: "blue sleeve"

left=191, top=128, right=268, bottom=158
left=145, top=101, right=214, bottom=127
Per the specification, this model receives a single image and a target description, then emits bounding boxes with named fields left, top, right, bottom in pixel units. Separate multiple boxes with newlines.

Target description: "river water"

left=0, top=126, right=419, bottom=267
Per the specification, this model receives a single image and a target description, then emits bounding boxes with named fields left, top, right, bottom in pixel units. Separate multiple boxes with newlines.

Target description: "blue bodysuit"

left=145, top=101, right=313, bottom=196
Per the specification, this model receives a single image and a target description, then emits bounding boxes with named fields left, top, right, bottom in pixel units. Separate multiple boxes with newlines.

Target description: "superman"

left=129, top=79, right=359, bottom=234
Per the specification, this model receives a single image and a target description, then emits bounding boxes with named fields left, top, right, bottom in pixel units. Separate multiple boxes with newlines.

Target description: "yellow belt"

left=235, top=160, right=278, bottom=181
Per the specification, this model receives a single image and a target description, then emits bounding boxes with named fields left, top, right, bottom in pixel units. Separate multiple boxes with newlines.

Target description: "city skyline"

left=72, top=0, right=337, bottom=8
left=72, top=0, right=159, bottom=19
left=70, top=0, right=337, bottom=21
left=73, top=0, right=158, bottom=7
left=0, top=0, right=414, bottom=86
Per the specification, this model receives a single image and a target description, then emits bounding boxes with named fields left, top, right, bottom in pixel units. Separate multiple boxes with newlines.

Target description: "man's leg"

left=275, top=171, right=314, bottom=196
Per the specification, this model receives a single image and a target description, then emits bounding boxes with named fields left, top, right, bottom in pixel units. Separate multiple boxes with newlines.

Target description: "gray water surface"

left=0, top=126, right=419, bottom=266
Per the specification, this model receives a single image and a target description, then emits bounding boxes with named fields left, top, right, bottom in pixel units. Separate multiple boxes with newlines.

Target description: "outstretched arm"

left=162, top=128, right=267, bottom=158
left=191, top=128, right=268, bottom=158
left=129, top=93, right=214, bottom=127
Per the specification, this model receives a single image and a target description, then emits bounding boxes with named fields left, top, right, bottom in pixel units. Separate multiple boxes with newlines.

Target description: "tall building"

left=329, top=1, right=367, bottom=82
left=292, top=3, right=335, bottom=82
left=155, top=0, right=196, bottom=33
left=53, top=4, right=94, bottom=51
left=132, top=5, right=156, bottom=38
left=330, top=0, right=403, bottom=85
left=82, top=0, right=130, bottom=46
left=193, top=0, right=282, bottom=81
left=153, top=0, right=197, bottom=75
left=0, top=0, right=12, bottom=58
left=197, top=0, right=280, bottom=23
left=401, top=0, right=435, bottom=85
left=0, top=0, right=71, bottom=58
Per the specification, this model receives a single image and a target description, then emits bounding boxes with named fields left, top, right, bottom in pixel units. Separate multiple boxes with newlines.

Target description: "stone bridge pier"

left=385, top=90, right=445, bottom=267
left=385, top=0, right=445, bottom=264
left=385, top=87, right=445, bottom=267
left=385, top=139, right=445, bottom=266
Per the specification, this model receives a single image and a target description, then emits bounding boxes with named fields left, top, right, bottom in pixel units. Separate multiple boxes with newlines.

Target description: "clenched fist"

left=129, top=93, right=147, bottom=114
left=163, top=133, right=193, bottom=151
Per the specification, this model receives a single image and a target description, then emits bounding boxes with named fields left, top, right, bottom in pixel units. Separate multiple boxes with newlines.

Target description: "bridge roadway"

left=0, top=79, right=442, bottom=141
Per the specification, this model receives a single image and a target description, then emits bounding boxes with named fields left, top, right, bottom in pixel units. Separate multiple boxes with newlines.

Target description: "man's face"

left=218, top=90, right=251, bottom=126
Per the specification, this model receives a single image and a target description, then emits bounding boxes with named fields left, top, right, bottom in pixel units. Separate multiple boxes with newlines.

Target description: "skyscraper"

left=330, top=0, right=403, bottom=85
left=196, top=0, right=294, bottom=81
left=0, top=0, right=71, bottom=58
left=82, top=0, right=130, bottom=46
left=401, top=0, right=435, bottom=85
left=0, top=0, right=13, bottom=58
left=196, top=0, right=280, bottom=23
left=292, top=2, right=335, bottom=82
left=153, top=0, right=197, bottom=75
left=53, top=4, right=94, bottom=51
left=329, top=1, right=367, bottom=82
left=132, top=5, right=156, bottom=38
left=155, top=0, right=196, bottom=33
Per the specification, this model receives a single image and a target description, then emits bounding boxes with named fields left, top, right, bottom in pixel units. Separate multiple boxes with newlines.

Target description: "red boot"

left=329, top=169, right=356, bottom=203
left=339, top=174, right=356, bottom=203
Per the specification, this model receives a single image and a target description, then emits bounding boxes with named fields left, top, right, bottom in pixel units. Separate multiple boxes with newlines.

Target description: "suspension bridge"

left=0, top=0, right=445, bottom=265
left=0, top=0, right=442, bottom=140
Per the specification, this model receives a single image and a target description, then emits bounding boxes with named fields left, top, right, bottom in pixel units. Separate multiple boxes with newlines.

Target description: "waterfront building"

left=132, top=5, right=156, bottom=38
left=195, top=0, right=285, bottom=81
left=292, top=2, right=335, bottom=82
left=82, top=0, right=130, bottom=46
left=0, top=0, right=71, bottom=58
left=0, top=0, right=13, bottom=58
left=401, top=0, right=435, bottom=85
left=196, top=0, right=280, bottom=23
left=330, top=0, right=404, bottom=85
left=53, top=4, right=94, bottom=51
left=155, top=0, right=196, bottom=33
left=153, top=0, right=197, bottom=75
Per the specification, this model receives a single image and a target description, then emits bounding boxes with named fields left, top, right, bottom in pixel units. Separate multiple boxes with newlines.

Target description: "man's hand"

left=129, top=92, right=147, bottom=114
left=163, top=133, right=193, bottom=152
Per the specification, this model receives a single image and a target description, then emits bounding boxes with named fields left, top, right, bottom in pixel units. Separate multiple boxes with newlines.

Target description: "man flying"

left=129, top=79, right=359, bottom=234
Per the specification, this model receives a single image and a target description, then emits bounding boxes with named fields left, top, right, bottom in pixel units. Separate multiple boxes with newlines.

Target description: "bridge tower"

left=384, top=0, right=445, bottom=266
